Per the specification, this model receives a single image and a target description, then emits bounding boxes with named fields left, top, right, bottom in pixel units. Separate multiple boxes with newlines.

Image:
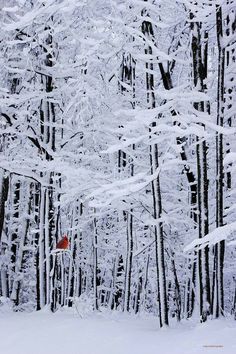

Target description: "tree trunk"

left=213, top=4, right=226, bottom=318
left=142, top=14, right=168, bottom=327
left=0, top=170, right=9, bottom=298
left=191, top=16, right=211, bottom=321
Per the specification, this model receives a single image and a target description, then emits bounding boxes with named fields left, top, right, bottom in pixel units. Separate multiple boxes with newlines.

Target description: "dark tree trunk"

left=0, top=171, right=9, bottom=298
left=142, top=13, right=169, bottom=327
left=191, top=16, right=211, bottom=321
left=119, top=53, right=136, bottom=312
left=0, top=171, right=9, bottom=243
left=213, top=4, right=226, bottom=318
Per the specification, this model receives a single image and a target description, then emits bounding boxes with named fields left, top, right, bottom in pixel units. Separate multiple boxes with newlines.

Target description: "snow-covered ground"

left=0, top=309, right=236, bottom=354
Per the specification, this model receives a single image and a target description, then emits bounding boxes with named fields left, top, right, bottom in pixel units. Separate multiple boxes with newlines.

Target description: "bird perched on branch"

left=56, top=235, right=69, bottom=250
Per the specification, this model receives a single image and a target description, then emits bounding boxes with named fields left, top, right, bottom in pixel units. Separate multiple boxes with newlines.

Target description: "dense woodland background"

left=0, top=0, right=235, bottom=327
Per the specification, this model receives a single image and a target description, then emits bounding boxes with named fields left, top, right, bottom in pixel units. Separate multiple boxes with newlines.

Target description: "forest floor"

left=0, top=308, right=236, bottom=354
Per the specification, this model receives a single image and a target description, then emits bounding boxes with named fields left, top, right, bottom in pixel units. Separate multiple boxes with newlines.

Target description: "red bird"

left=56, top=235, right=69, bottom=250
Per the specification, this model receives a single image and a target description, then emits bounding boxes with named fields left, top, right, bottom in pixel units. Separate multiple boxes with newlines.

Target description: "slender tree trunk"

left=142, top=14, right=168, bottom=327
left=171, top=254, right=181, bottom=321
left=9, top=179, right=20, bottom=303
left=0, top=170, right=9, bottom=242
left=124, top=212, right=133, bottom=312
left=93, top=215, right=99, bottom=310
left=225, top=1, right=235, bottom=189
left=10, top=182, right=31, bottom=306
left=119, top=52, right=136, bottom=312
left=113, top=255, right=124, bottom=310
left=38, top=187, right=46, bottom=308
left=191, top=16, right=211, bottom=321
left=213, top=4, right=226, bottom=318
left=0, top=170, right=9, bottom=298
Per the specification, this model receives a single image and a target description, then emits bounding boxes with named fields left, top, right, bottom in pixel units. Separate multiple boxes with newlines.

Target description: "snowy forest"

left=0, top=0, right=236, bottom=336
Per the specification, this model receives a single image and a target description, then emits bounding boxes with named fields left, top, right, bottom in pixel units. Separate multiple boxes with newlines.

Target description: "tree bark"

left=142, top=14, right=169, bottom=327
left=190, top=16, right=211, bottom=321
left=213, top=4, right=226, bottom=318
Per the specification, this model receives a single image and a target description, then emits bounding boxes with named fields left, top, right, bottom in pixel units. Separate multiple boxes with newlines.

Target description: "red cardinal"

left=56, top=235, right=69, bottom=250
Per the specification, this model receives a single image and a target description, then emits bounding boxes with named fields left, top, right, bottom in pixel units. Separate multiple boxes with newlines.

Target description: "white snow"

left=0, top=309, right=236, bottom=354
left=184, top=222, right=236, bottom=253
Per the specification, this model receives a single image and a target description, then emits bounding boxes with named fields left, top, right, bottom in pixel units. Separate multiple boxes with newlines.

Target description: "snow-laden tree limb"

left=184, top=222, right=236, bottom=252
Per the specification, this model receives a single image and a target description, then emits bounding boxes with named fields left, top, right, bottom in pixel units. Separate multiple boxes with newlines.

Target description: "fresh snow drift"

left=0, top=310, right=236, bottom=354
